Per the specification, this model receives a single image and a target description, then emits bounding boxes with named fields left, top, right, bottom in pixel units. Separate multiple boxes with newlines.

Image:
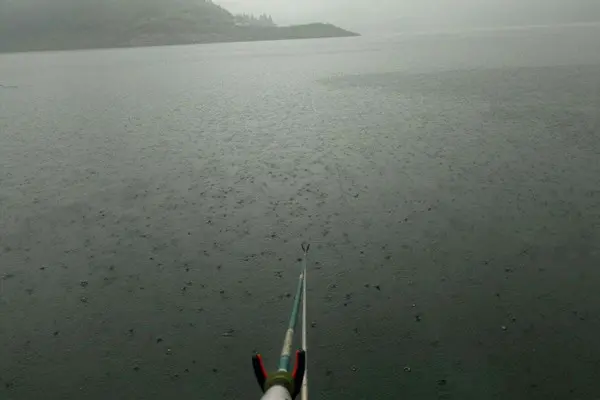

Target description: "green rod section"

left=277, top=268, right=305, bottom=372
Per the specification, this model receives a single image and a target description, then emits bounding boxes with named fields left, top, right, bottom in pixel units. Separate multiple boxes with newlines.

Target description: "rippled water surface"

left=1, top=25, right=600, bottom=399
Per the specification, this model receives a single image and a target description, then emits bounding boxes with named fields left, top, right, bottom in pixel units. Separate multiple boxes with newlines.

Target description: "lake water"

left=1, top=24, right=600, bottom=400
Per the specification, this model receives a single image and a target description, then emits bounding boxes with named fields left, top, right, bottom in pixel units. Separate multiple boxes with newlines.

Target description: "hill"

left=0, top=0, right=358, bottom=53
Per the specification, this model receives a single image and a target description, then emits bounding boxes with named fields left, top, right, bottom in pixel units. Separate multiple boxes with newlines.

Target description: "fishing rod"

left=252, top=243, right=310, bottom=400
left=301, top=243, right=308, bottom=400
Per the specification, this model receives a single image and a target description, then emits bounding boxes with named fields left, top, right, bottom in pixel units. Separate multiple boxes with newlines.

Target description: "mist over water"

left=218, top=0, right=600, bottom=32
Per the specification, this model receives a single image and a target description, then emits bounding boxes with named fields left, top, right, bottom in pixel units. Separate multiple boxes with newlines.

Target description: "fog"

left=219, top=0, right=600, bottom=32
left=2, top=0, right=600, bottom=34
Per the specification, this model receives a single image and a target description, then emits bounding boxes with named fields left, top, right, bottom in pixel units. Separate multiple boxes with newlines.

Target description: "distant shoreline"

left=0, top=23, right=359, bottom=54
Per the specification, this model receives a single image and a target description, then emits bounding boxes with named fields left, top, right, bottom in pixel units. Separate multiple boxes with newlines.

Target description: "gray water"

left=1, top=24, right=600, bottom=400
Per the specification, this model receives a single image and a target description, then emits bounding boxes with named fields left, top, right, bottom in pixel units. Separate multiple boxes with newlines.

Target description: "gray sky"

left=217, top=0, right=600, bottom=32
left=2, top=0, right=599, bottom=35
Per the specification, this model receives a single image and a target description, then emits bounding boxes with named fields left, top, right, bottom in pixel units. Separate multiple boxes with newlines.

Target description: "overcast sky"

left=217, top=0, right=600, bottom=32
left=2, top=0, right=599, bottom=35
